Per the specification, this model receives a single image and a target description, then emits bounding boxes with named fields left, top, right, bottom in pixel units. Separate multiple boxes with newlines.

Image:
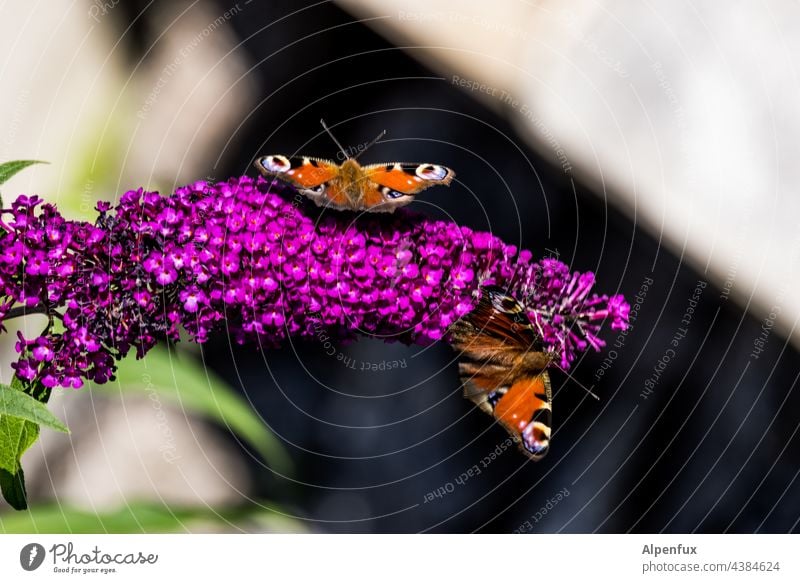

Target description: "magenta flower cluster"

left=511, top=258, right=630, bottom=368
left=0, top=176, right=629, bottom=389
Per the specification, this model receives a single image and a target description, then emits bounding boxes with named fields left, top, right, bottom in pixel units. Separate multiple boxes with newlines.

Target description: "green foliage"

left=0, top=501, right=306, bottom=533
left=0, top=382, right=68, bottom=435
left=103, top=346, right=293, bottom=475
left=0, top=159, right=47, bottom=186
left=0, top=156, right=292, bottom=513
left=0, top=414, right=39, bottom=477
left=0, top=377, right=66, bottom=510
left=0, top=160, right=48, bottom=206
left=0, top=345, right=293, bottom=511
left=0, top=467, right=27, bottom=511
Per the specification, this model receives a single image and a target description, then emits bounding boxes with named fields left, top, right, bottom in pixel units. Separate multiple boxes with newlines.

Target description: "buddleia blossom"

left=510, top=258, right=630, bottom=368
left=0, top=176, right=629, bottom=389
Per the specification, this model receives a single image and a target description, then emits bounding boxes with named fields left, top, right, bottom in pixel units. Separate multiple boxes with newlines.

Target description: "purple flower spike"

left=0, top=176, right=629, bottom=388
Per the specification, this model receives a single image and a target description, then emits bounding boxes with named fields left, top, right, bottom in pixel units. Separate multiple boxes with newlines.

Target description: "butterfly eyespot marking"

left=521, top=421, right=550, bottom=458
left=487, top=388, right=507, bottom=409
left=416, top=164, right=448, bottom=180
left=381, top=186, right=406, bottom=200
left=261, top=155, right=291, bottom=173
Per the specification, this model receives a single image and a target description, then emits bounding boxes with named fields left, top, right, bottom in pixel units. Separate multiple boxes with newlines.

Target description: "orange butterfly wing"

left=449, top=286, right=553, bottom=460
left=362, top=187, right=384, bottom=208
left=493, top=374, right=552, bottom=460
left=255, top=156, right=339, bottom=189
left=363, top=163, right=455, bottom=195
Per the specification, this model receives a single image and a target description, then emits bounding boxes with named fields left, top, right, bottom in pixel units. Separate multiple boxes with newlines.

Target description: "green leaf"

left=0, top=377, right=64, bottom=509
left=0, top=405, right=38, bottom=510
left=0, top=415, right=39, bottom=475
left=0, top=467, right=27, bottom=510
left=103, top=347, right=293, bottom=475
left=0, top=383, right=69, bottom=434
left=0, top=501, right=306, bottom=533
left=0, top=160, right=48, bottom=186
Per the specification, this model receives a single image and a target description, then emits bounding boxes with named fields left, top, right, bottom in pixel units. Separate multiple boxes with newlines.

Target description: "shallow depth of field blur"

left=1, top=0, right=799, bottom=533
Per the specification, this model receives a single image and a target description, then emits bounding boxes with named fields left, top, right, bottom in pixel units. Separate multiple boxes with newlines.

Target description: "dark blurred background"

left=1, top=0, right=798, bottom=533
left=206, top=0, right=800, bottom=533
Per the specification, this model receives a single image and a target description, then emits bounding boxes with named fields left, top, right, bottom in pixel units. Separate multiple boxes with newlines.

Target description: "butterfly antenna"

left=551, top=361, right=600, bottom=400
left=320, top=118, right=350, bottom=160
left=353, top=129, right=387, bottom=160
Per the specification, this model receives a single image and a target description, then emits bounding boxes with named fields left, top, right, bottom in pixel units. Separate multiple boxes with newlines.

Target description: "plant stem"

left=5, top=305, right=50, bottom=320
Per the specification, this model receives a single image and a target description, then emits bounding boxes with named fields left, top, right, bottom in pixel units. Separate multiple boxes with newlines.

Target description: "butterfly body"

left=255, top=155, right=455, bottom=213
left=449, top=286, right=555, bottom=460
